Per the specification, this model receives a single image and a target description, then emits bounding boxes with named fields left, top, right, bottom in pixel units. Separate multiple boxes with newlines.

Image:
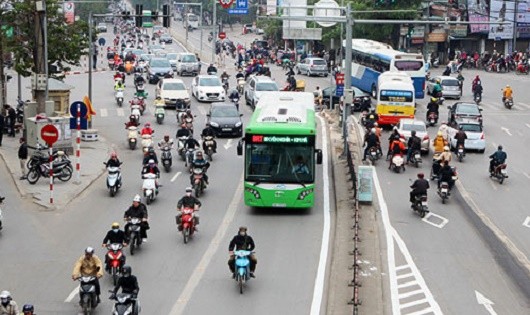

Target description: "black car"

left=147, top=58, right=174, bottom=84
left=206, top=103, right=243, bottom=137
left=322, top=86, right=371, bottom=111
left=448, top=102, right=483, bottom=126
left=159, top=34, right=173, bottom=44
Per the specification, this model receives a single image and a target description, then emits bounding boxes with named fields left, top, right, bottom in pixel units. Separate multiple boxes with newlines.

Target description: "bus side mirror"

left=316, top=149, right=323, bottom=164
left=237, top=140, right=243, bottom=156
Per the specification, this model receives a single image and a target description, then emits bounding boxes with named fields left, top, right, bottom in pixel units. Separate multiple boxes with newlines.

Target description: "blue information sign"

left=229, top=0, right=248, bottom=14
left=69, top=101, right=88, bottom=118
left=70, top=117, right=88, bottom=130
left=335, top=85, right=344, bottom=97
left=98, top=37, right=106, bottom=46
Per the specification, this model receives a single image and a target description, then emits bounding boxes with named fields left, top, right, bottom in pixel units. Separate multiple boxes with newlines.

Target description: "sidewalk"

left=0, top=136, right=110, bottom=210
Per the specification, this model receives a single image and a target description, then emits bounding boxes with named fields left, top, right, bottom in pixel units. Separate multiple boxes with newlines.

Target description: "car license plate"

left=272, top=203, right=287, bottom=207
left=222, top=128, right=232, bottom=131
left=441, top=188, right=448, bottom=193
left=414, top=154, right=420, bottom=159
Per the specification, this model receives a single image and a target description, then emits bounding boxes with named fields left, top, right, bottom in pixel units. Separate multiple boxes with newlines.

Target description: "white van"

left=186, top=13, right=199, bottom=29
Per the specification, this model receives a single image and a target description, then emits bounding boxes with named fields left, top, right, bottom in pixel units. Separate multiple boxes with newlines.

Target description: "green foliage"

left=75, top=1, right=109, bottom=21
left=258, top=19, right=282, bottom=43
left=4, top=0, right=90, bottom=78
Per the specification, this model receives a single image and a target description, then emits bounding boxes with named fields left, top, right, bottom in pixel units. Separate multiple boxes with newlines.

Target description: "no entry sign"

left=41, top=124, right=59, bottom=145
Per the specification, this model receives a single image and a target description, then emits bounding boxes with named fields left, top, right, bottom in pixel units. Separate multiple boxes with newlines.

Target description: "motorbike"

left=16, top=98, right=25, bottom=124
left=136, top=59, right=147, bottom=73
left=175, top=100, right=189, bottom=123
left=474, top=92, right=482, bottom=105
left=185, top=148, right=195, bottom=168
left=105, top=165, right=122, bottom=197
left=177, top=136, right=189, bottom=160
left=177, top=207, right=196, bottom=244
left=390, top=154, right=405, bottom=173
left=142, top=172, right=158, bottom=205
left=109, top=292, right=140, bottom=315
left=130, top=97, right=146, bottom=115
left=127, top=126, right=138, bottom=150
left=108, top=59, right=116, bottom=70
left=411, top=194, right=429, bottom=218
left=141, top=134, right=153, bottom=153
left=192, top=167, right=206, bottom=197
left=125, top=61, right=135, bottom=75
left=184, top=117, right=194, bottom=134
left=26, top=158, right=73, bottom=184
left=230, top=94, right=240, bottom=111
left=155, top=103, right=165, bottom=124
left=77, top=276, right=99, bottom=314
left=504, top=97, right=514, bottom=109
left=490, top=162, right=508, bottom=184
left=237, top=78, right=245, bottom=94
left=203, top=136, right=216, bottom=161
left=456, top=144, right=465, bottom=162
left=427, top=112, right=438, bottom=127
left=160, top=146, right=172, bottom=172
left=135, top=81, right=145, bottom=94
left=127, top=217, right=143, bottom=255
left=233, top=250, right=253, bottom=294
left=222, top=77, right=229, bottom=93
left=368, top=146, right=381, bottom=165
left=409, top=150, right=422, bottom=168
left=516, top=62, right=529, bottom=75
left=115, top=88, right=125, bottom=107
left=27, top=147, right=71, bottom=171
left=131, top=105, right=142, bottom=125
left=106, top=243, right=124, bottom=286
left=438, top=181, right=450, bottom=204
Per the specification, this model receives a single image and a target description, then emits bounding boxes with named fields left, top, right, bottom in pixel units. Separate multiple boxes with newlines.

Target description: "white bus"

left=186, top=13, right=199, bottom=29
left=376, top=72, right=416, bottom=125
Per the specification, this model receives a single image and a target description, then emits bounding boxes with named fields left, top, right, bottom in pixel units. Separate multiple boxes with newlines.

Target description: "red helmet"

left=418, top=173, right=424, bottom=179
left=145, top=122, right=150, bottom=127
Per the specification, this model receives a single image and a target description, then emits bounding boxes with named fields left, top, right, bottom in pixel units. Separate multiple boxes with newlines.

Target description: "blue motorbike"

left=234, top=250, right=252, bottom=294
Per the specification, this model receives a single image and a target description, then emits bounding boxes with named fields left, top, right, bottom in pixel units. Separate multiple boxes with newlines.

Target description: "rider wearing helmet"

left=141, top=159, right=160, bottom=178
left=432, top=131, right=447, bottom=154
left=71, top=247, right=104, bottom=303
left=125, top=115, right=139, bottom=129
left=362, top=127, right=380, bottom=161
left=158, top=135, right=174, bottom=149
left=228, top=226, right=257, bottom=278
left=0, top=291, right=18, bottom=314
left=409, top=173, right=429, bottom=205
left=22, top=304, right=34, bottom=315
left=201, top=123, right=217, bottom=153
left=124, top=195, right=149, bottom=242
left=111, top=265, right=139, bottom=313
left=207, top=63, right=217, bottom=74
left=140, top=122, right=154, bottom=136
left=102, top=222, right=128, bottom=271
left=189, top=151, right=210, bottom=185
left=105, top=152, right=122, bottom=168
left=432, top=78, right=442, bottom=97
left=176, top=187, right=202, bottom=231
left=426, top=97, right=440, bottom=121
left=502, top=84, right=513, bottom=103
left=142, top=147, right=158, bottom=165
left=454, top=125, right=468, bottom=152
left=406, top=130, right=422, bottom=164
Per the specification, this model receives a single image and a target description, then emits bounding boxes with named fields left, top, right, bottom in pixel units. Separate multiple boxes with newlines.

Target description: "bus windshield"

left=187, top=14, right=198, bottom=22
left=245, top=143, right=314, bottom=184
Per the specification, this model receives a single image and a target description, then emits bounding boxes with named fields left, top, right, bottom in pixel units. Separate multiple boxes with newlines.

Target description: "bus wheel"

left=371, top=85, right=377, bottom=98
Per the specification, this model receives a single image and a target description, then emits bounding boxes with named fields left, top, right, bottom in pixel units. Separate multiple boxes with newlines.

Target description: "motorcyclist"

left=101, top=222, right=127, bottom=272
left=409, top=173, right=429, bottom=205
left=502, top=84, right=513, bottom=103
left=134, top=73, right=145, bottom=86
left=176, top=125, right=192, bottom=138
left=489, top=145, right=507, bottom=174
left=114, top=79, right=125, bottom=91
left=71, top=247, right=104, bottom=303
left=221, top=71, right=230, bottom=82
left=472, top=75, right=481, bottom=91
left=154, top=96, right=165, bottom=106
left=21, top=304, right=34, bottom=315
left=114, top=71, right=124, bottom=82
left=124, top=51, right=135, bottom=63
left=189, top=151, right=210, bottom=185
left=406, top=130, right=422, bottom=164
left=426, top=97, right=439, bottom=121
left=287, top=75, right=296, bottom=91
left=362, top=128, right=380, bottom=161
left=141, top=159, right=160, bottom=180
left=388, top=135, right=405, bottom=170
left=158, top=135, right=174, bottom=149
left=438, top=160, right=455, bottom=191
left=364, top=110, right=379, bottom=129
left=176, top=187, right=202, bottom=231
left=437, top=146, right=452, bottom=164
left=454, top=126, right=467, bottom=153
left=125, top=115, right=139, bottom=128
left=235, top=69, right=245, bottom=80
left=142, top=147, right=158, bottom=165
left=124, top=195, right=149, bottom=242
left=105, top=152, right=122, bottom=168
left=432, top=78, right=442, bottom=97
left=473, top=81, right=483, bottom=101
left=386, top=127, right=400, bottom=159
left=432, top=131, right=447, bottom=154
left=373, top=122, right=382, bottom=139
left=228, top=226, right=257, bottom=278
left=207, top=63, right=217, bottom=74
left=140, top=122, right=154, bottom=136
left=111, top=265, right=139, bottom=313
left=184, top=136, right=201, bottom=159
left=0, top=291, right=18, bottom=315
left=201, top=124, right=217, bottom=153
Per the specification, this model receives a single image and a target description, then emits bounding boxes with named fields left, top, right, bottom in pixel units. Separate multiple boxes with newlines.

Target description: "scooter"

left=155, top=103, right=165, bottom=124
left=203, top=136, right=216, bottom=161
left=411, top=194, right=429, bottom=218
left=26, top=159, right=73, bottom=184
left=427, top=112, right=438, bottom=127
left=456, top=144, right=465, bottom=162
left=438, top=182, right=450, bottom=204
left=490, top=163, right=508, bottom=184
left=105, top=243, right=125, bottom=286
left=141, top=134, right=153, bottom=153
left=390, top=154, right=406, bottom=173
left=178, top=136, right=189, bottom=161
left=504, top=97, right=514, bottom=109
left=185, top=148, right=195, bottom=168
left=368, top=146, right=381, bottom=166
left=127, top=217, right=143, bottom=255
left=135, top=82, right=146, bottom=94
left=142, top=172, right=158, bottom=205
left=231, top=94, right=240, bottom=111
left=77, top=275, right=99, bottom=314
left=222, top=77, right=229, bottom=93
left=131, top=105, right=142, bottom=124
left=127, top=126, right=138, bottom=150
left=237, top=78, right=245, bottom=94
left=192, top=167, right=206, bottom=197
left=177, top=207, right=196, bottom=244
left=105, top=165, right=122, bottom=197
left=175, top=101, right=188, bottom=123
left=160, top=146, right=172, bottom=172
left=233, top=250, right=253, bottom=294
left=115, top=88, right=125, bottom=107
left=409, top=150, right=422, bottom=168
left=109, top=292, right=140, bottom=315
left=474, top=92, right=482, bottom=105
left=184, top=117, right=194, bottom=134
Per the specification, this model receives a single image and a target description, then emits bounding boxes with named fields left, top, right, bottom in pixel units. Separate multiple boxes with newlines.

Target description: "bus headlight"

left=297, top=188, right=314, bottom=200
left=245, top=187, right=261, bottom=199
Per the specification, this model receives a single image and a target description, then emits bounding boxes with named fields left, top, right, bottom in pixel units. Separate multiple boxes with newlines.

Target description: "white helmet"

left=85, top=247, right=95, bottom=255
left=371, top=128, right=376, bottom=133
left=133, top=194, right=141, bottom=202
left=0, top=291, right=11, bottom=299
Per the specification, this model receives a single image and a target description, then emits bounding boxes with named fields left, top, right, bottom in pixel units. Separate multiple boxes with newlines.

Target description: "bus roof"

left=378, top=71, right=412, bottom=85
left=345, top=39, right=423, bottom=61
left=247, top=92, right=316, bottom=135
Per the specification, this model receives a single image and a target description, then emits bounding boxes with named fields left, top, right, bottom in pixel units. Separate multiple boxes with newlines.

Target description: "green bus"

left=142, top=10, right=153, bottom=28
left=237, top=92, right=323, bottom=208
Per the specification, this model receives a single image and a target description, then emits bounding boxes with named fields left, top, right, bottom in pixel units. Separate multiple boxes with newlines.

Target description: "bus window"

left=394, top=60, right=423, bottom=71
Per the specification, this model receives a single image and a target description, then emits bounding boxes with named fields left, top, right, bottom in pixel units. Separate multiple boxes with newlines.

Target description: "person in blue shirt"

left=489, top=145, right=507, bottom=174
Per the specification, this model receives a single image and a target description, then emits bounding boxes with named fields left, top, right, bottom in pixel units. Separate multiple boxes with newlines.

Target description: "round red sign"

left=218, top=32, right=226, bottom=39
left=41, top=124, right=59, bottom=145
left=218, top=0, right=234, bottom=9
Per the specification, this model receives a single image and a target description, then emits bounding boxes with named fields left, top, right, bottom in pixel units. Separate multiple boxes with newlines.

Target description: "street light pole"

left=513, top=0, right=518, bottom=52
left=88, top=11, right=93, bottom=128
left=212, top=1, right=217, bottom=64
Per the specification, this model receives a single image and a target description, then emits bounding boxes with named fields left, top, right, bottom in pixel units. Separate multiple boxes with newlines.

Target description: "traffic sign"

left=98, top=37, right=106, bottom=46
left=335, top=73, right=345, bottom=85
left=218, top=32, right=226, bottom=39
left=41, top=124, right=59, bottom=145
left=69, top=101, right=88, bottom=118
left=228, top=9, right=248, bottom=14
left=219, top=0, right=235, bottom=9
left=236, top=0, right=248, bottom=9
left=335, top=85, right=344, bottom=97
left=70, top=117, right=88, bottom=130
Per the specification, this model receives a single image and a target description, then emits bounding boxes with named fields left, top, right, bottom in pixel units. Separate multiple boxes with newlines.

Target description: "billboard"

left=63, top=2, right=75, bottom=24
left=516, top=0, right=530, bottom=38
left=467, top=0, right=489, bottom=33
left=488, top=0, right=514, bottom=39
left=267, top=0, right=277, bottom=15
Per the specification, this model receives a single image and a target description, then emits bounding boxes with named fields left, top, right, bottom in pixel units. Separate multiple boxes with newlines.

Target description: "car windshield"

left=312, top=59, right=326, bottom=65
left=161, top=35, right=170, bottom=38
left=442, top=79, right=459, bottom=86
left=457, top=104, right=480, bottom=115
left=211, top=106, right=238, bottom=117
left=164, top=82, right=186, bottom=90
left=141, top=54, right=152, bottom=61
left=182, top=55, right=197, bottom=62
left=150, top=59, right=170, bottom=68
left=166, top=54, right=178, bottom=60
left=199, top=78, right=221, bottom=86
left=256, top=82, right=278, bottom=91
left=188, top=15, right=199, bottom=21
left=402, top=123, right=426, bottom=132
left=394, top=60, right=424, bottom=71
left=460, top=124, right=482, bottom=132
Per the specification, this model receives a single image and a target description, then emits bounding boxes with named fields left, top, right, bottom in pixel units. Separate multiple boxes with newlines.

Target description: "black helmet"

left=22, top=304, right=34, bottom=312
left=122, top=265, right=132, bottom=277
left=148, top=147, right=155, bottom=153
left=411, top=130, right=416, bottom=136
left=498, top=145, right=503, bottom=150
left=459, top=125, right=464, bottom=130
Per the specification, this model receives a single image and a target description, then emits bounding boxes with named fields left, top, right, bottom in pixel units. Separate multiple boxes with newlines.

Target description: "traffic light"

left=135, top=4, right=143, bottom=27
left=162, top=4, right=170, bottom=28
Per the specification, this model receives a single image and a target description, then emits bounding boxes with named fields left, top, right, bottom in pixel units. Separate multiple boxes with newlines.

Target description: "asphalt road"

left=0, top=28, right=334, bottom=314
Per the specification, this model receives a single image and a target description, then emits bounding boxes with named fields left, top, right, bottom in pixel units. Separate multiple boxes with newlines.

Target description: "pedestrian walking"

left=0, top=111, right=5, bottom=147
left=18, top=137, right=28, bottom=180
left=7, top=105, right=16, bottom=137
left=93, top=44, right=98, bottom=70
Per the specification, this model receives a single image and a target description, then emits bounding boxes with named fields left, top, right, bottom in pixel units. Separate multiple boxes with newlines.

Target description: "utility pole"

left=212, top=1, right=217, bottom=63
left=0, top=36, right=5, bottom=107
left=513, top=0, right=518, bottom=52
left=34, top=0, right=48, bottom=114
left=88, top=11, right=93, bottom=128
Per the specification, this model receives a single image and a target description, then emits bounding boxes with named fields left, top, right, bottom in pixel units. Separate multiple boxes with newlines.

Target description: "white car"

left=244, top=75, right=279, bottom=109
left=155, top=78, right=190, bottom=109
left=447, top=120, right=485, bottom=153
left=191, top=75, right=226, bottom=102
left=396, top=119, right=430, bottom=154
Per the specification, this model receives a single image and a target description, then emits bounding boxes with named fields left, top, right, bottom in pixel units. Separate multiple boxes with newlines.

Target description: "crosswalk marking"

left=100, top=108, right=108, bottom=117
left=398, top=289, right=424, bottom=299
left=116, top=108, right=125, bottom=117
left=400, top=298, right=429, bottom=310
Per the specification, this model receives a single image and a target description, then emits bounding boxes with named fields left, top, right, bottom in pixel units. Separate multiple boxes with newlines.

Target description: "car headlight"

left=210, top=122, right=219, bottom=127
left=297, top=188, right=314, bottom=200
left=235, top=121, right=242, bottom=127
left=199, top=90, right=205, bottom=95
left=221, top=90, right=226, bottom=96
left=245, top=187, right=261, bottom=199
left=168, top=70, right=173, bottom=75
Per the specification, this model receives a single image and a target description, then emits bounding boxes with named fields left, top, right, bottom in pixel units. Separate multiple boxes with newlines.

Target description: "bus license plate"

left=272, top=203, right=287, bottom=207
left=222, top=128, right=232, bottom=131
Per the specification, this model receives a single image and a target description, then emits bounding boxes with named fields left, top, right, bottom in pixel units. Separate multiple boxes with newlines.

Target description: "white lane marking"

left=310, top=115, right=331, bottom=315
left=523, top=217, right=530, bottom=228
left=400, top=298, right=428, bottom=310
left=501, top=127, right=512, bottom=136
left=168, top=178, right=244, bottom=315
left=100, top=108, right=108, bottom=117
left=396, top=272, right=414, bottom=280
left=223, top=139, right=233, bottom=150
left=398, top=289, right=424, bottom=299
left=523, top=172, right=530, bottom=179
left=171, top=171, right=182, bottom=182
left=396, top=264, right=410, bottom=271
left=64, top=285, right=79, bottom=303
left=405, top=307, right=436, bottom=315
left=116, top=108, right=125, bottom=117
left=525, top=123, right=530, bottom=129
left=475, top=290, right=498, bottom=315
left=397, top=281, right=418, bottom=289
left=421, top=212, right=449, bottom=229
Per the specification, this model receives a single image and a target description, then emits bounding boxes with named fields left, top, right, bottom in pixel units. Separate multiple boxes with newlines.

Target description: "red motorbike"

left=177, top=207, right=196, bottom=244
left=129, top=97, right=145, bottom=115
left=106, top=243, right=125, bottom=286
left=516, top=62, right=529, bottom=75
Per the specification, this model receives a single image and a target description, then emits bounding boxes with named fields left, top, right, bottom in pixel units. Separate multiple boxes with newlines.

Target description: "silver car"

left=296, top=57, right=328, bottom=77
left=447, top=120, right=486, bottom=153
left=426, top=75, right=461, bottom=99
left=175, top=53, right=200, bottom=76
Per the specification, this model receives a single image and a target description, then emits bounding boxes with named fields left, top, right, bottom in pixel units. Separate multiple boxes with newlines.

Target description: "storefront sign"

left=426, top=32, right=448, bottom=42
left=488, top=0, right=515, bottom=39
left=450, top=25, right=468, bottom=37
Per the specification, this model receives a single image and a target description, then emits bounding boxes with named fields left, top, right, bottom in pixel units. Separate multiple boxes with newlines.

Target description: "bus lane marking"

left=421, top=212, right=449, bottom=229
